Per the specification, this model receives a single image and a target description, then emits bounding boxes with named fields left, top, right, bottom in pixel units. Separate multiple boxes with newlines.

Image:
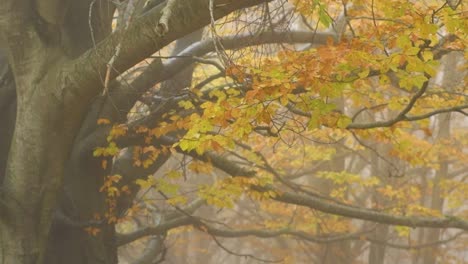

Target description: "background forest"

left=0, top=0, right=466, bottom=263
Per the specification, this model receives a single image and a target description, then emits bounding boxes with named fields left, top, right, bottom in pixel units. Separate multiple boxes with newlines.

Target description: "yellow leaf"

left=135, top=177, right=155, bottom=189
left=167, top=196, right=188, bottom=206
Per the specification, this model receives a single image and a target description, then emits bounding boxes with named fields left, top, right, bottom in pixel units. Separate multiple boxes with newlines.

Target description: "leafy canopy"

left=94, top=0, right=467, bottom=262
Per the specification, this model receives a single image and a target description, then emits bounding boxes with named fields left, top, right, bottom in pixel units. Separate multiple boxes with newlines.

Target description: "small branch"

left=209, top=234, right=283, bottom=263
left=368, top=231, right=466, bottom=250
left=117, top=198, right=205, bottom=246
left=103, top=0, right=136, bottom=95
left=205, top=225, right=466, bottom=250
left=194, top=72, right=226, bottom=90
left=117, top=216, right=192, bottom=246
left=405, top=104, right=468, bottom=120
left=192, top=56, right=225, bottom=72
left=348, top=103, right=468, bottom=129
left=347, top=80, right=429, bottom=129
left=351, top=104, right=388, bottom=122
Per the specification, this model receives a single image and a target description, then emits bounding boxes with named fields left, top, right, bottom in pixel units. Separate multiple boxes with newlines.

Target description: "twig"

left=103, top=0, right=136, bottom=95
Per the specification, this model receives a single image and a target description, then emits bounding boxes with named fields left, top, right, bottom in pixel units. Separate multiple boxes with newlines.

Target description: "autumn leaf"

left=97, top=118, right=111, bottom=125
left=84, top=227, right=101, bottom=237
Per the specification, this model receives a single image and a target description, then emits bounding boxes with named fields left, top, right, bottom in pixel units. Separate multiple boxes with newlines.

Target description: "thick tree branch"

left=202, top=225, right=467, bottom=250
left=64, top=0, right=270, bottom=107
left=273, top=190, right=468, bottom=230
left=201, top=225, right=371, bottom=242
left=159, top=138, right=468, bottom=230
left=77, top=30, right=337, bottom=156
left=117, top=216, right=192, bottom=246
left=117, top=213, right=467, bottom=250
left=100, top=30, right=336, bottom=122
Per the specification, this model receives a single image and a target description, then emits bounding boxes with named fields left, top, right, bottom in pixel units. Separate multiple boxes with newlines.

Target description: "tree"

left=0, top=0, right=466, bottom=263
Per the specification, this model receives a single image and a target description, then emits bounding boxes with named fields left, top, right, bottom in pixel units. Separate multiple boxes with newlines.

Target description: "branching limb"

left=118, top=213, right=466, bottom=251
left=348, top=80, right=429, bottom=129
left=209, top=234, right=283, bottom=263
left=103, top=0, right=137, bottom=95
left=117, top=216, right=192, bottom=246
left=162, top=139, right=468, bottom=230
left=65, top=0, right=270, bottom=107
left=112, top=132, right=468, bottom=230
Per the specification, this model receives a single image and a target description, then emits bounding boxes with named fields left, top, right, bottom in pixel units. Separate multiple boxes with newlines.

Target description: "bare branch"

left=117, top=198, right=205, bottom=246
left=161, top=137, right=468, bottom=230
left=209, top=234, right=283, bottom=263
left=273, top=189, right=468, bottom=230
left=103, top=0, right=137, bottom=95
left=118, top=214, right=466, bottom=251
left=117, top=216, right=192, bottom=246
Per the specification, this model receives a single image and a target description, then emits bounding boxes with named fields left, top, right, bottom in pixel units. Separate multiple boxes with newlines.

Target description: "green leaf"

left=337, top=115, right=352, bottom=128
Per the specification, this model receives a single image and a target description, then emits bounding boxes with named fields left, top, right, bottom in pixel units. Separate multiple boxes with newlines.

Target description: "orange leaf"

left=84, top=227, right=101, bottom=236
left=97, top=118, right=111, bottom=125
left=101, top=159, right=108, bottom=169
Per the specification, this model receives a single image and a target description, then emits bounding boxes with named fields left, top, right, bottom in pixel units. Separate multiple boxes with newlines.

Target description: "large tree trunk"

left=0, top=50, right=117, bottom=264
left=45, top=131, right=118, bottom=264
left=0, top=47, right=118, bottom=264
left=1, top=46, right=72, bottom=263
left=0, top=1, right=115, bottom=262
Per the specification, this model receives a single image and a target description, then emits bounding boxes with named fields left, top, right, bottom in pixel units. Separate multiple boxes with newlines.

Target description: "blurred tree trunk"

left=368, top=133, right=390, bottom=264
left=319, top=101, right=354, bottom=264
left=419, top=52, right=462, bottom=264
